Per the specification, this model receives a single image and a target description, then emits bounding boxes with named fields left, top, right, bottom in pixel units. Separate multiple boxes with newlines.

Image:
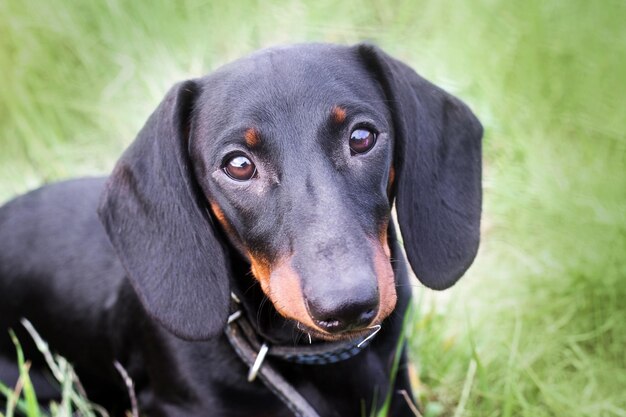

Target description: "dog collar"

left=224, top=292, right=381, bottom=417
left=225, top=292, right=380, bottom=369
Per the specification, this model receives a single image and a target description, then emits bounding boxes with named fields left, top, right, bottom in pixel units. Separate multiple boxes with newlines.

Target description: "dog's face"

left=99, top=44, right=483, bottom=341
left=190, top=47, right=397, bottom=339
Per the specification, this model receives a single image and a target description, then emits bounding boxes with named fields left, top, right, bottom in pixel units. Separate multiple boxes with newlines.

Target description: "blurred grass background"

left=0, top=0, right=624, bottom=416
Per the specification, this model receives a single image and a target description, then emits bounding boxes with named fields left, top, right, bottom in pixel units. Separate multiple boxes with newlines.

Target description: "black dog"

left=0, top=43, right=482, bottom=416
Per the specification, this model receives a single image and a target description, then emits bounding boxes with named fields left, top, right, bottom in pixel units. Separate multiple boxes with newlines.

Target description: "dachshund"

left=0, top=43, right=482, bottom=417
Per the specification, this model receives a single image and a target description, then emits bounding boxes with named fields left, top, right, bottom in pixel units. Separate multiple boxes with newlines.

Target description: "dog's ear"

left=98, top=80, right=230, bottom=340
left=357, top=44, right=483, bottom=290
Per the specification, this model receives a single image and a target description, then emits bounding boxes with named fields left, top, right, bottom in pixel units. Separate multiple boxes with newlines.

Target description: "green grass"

left=1, top=1, right=625, bottom=416
left=1, top=321, right=109, bottom=417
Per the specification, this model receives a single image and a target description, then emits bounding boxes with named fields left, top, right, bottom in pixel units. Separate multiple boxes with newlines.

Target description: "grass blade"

left=8, top=330, right=41, bottom=417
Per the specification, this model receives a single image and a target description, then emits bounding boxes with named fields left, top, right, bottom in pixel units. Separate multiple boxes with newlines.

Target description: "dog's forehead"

left=196, top=44, right=384, bottom=133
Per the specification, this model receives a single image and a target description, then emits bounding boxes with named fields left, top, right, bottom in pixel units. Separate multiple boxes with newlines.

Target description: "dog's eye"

left=223, top=154, right=257, bottom=181
left=349, top=128, right=377, bottom=155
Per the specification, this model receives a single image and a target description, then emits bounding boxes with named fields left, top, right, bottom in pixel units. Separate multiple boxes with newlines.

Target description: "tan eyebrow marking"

left=244, top=128, right=260, bottom=147
left=331, top=105, right=347, bottom=124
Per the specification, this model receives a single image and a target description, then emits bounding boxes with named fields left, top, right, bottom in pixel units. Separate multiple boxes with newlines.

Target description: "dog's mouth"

left=292, top=319, right=383, bottom=344
left=245, top=236, right=397, bottom=344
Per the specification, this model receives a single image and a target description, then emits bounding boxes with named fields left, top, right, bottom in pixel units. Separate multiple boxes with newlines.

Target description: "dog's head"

left=98, top=44, right=482, bottom=341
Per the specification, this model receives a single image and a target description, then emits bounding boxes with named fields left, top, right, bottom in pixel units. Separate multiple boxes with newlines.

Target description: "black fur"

left=358, top=45, right=483, bottom=290
left=99, top=80, right=231, bottom=340
left=0, top=43, right=482, bottom=416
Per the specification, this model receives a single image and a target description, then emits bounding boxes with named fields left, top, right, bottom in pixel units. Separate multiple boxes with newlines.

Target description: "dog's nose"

left=307, top=288, right=379, bottom=334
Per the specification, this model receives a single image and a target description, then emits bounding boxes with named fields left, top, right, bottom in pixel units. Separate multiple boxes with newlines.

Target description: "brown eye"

left=349, top=128, right=377, bottom=155
left=223, top=154, right=256, bottom=181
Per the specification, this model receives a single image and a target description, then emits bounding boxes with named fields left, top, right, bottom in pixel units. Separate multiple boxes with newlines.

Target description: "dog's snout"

left=307, top=286, right=379, bottom=334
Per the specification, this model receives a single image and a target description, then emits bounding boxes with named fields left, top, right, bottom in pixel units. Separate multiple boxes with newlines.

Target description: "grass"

left=0, top=321, right=109, bottom=417
left=1, top=0, right=625, bottom=416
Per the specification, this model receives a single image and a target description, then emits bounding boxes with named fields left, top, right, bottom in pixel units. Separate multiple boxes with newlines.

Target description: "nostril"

left=308, top=297, right=379, bottom=334
left=360, top=308, right=376, bottom=323
left=350, top=306, right=377, bottom=330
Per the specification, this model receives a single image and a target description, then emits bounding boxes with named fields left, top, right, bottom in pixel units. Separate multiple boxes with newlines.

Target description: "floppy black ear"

left=358, top=44, right=483, bottom=290
left=98, top=80, right=230, bottom=340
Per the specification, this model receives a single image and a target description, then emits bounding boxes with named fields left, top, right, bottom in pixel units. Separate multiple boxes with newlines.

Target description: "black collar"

left=224, top=292, right=381, bottom=417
